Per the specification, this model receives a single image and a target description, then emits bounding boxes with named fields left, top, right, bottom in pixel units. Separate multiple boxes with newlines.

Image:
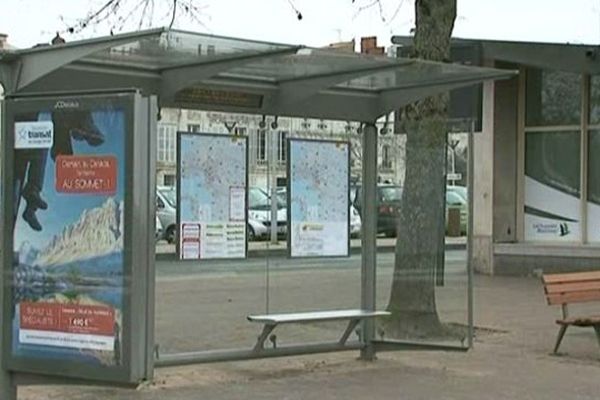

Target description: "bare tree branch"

left=60, top=0, right=208, bottom=36
left=352, top=0, right=408, bottom=25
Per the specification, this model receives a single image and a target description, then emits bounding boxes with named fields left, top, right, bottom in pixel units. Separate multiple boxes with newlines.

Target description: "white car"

left=248, top=218, right=268, bottom=241
left=249, top=187, right=287, bottom=238
left=155, top=216, right=164, bottom=242
left=350, top=205, right=361, bottom=238
left=156, top=186, right=177, bottom=243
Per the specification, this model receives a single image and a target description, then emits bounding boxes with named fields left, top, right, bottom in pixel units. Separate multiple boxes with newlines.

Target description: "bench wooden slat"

left=546, top=290, right=600, bottom=305
left=543, top=271, right=600, bottom=284
left=247, top=309, right=390, bottom=325
left=545, top=280, right=600, bottom=294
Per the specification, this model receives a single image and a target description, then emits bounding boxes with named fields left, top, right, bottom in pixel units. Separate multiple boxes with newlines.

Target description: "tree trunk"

left=384, top=0, right=457, bottom=339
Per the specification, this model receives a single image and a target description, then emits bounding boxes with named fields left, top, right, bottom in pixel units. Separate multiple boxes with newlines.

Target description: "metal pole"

left=360, top=122, right=377, bottom=361
left=467, top=121, right=475, bottom=349
left=269, top=129, right=278, bottom=244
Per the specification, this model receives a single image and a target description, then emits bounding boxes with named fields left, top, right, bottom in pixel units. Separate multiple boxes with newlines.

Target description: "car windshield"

left=249, top=188, right=269, bottom=209
left=380, top=186, right=402, bottom=202
left=160, top=188, right=177, bottom=207
left=446, top=191, right=466, bottom=206
left=448, top=186, right=468, bottom=202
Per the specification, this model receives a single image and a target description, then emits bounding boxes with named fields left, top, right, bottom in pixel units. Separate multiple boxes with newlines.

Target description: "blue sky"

left=1, top=0, right=599, bottom=50
left=14, top=108, right=126, bottom=250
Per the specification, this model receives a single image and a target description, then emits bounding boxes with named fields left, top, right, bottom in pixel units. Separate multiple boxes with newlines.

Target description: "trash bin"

left=447, top=207, right=461, bottom=237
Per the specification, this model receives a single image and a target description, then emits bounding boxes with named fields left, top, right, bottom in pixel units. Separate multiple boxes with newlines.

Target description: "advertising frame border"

left=0, top=90, right=155, bottom=385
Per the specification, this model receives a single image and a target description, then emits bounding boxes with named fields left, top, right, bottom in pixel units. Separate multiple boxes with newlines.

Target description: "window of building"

left=590, top=76, right=600, bottom=126
left=158, top=123, right=177, bottom=163
left=381, top=144, right=392, bottom=169
left=524, top=131, right=581, bottom=241
left=523, top=67, right=585, bottom=242
left=588, top=130, right=600, bottom=241
left=526, top=68, right=581, bottom=127
left=277, top=131, right=288, bottom=163
left=234, top=126, right=247, bottom=136
left=163, top=174, right=176, bottom=187
left=187, top=124, right=201, bottom=133
left=256, top=130, right=267, bottom=164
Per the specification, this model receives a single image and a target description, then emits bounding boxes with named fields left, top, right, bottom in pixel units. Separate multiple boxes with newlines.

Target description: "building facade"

left=156, top=109, right=404, bottom=189
left=394, top=36, right=600, bottom=275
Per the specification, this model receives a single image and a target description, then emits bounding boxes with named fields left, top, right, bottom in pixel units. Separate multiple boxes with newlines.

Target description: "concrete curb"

left=156, top=242, right=466, bottom=261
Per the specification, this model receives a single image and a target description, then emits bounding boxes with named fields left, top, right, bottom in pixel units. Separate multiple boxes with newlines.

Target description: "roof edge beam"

left=269, top=60, right=415, bottom=112
left=14, top=29, right=165, bottom=93
left=482, top=42, right=600, bottom=74
left=160, top=46, right=303, bottom=100
left=377, top=71, right=516, bottom=118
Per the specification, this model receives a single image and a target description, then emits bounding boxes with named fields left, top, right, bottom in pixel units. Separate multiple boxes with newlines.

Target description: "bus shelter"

left=0, top=28, right=514, bottom=398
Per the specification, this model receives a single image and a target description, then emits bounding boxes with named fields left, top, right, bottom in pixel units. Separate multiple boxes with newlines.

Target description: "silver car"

left=156, top=186, right=271, bottom=243
left=156, top=186, right=177, bottom=243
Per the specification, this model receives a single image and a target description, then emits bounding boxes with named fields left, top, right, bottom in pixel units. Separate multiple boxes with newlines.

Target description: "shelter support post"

left=0, top=365, right=15, bottom=399
left=0, top=99, right=16, bottom=400
left=360, top=122, right=378, bottom=361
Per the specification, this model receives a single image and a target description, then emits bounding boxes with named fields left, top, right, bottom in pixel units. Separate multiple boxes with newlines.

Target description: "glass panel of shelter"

left=153, top=111, right=364, bottom=354
left=375, top=118, right=473, bottom=348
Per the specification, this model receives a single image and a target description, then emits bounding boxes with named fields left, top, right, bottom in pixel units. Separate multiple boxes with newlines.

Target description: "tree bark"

left=384, top=0, right=457, bottom=339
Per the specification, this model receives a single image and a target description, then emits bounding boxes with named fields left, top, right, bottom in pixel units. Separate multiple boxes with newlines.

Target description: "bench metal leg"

left=553, top=325, right=568, bottom=354
left=254, top=324, right=276, bottom=351
left=339, top=319, right=360, bottom=345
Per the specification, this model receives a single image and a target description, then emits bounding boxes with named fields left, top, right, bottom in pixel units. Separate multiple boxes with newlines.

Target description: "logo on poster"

left=532, top=222, right=570, bottom=236
left=14, top=121, right=54, bottom=149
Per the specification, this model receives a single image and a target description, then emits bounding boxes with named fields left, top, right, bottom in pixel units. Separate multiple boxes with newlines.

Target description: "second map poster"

left=178, top=133, right=247, bottom=260
left=288, top=139, right=350, bottom=258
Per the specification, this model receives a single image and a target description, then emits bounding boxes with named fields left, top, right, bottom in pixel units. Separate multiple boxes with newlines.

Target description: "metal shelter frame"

left=0, top=27, right=515, bottom=397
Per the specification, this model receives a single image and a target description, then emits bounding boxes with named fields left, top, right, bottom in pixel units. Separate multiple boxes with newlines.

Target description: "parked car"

left=350, top=205, right=362, bottom=237
left=351, top=184, right=403, bottom=237
left=157, top=186, right=278, bottom=243
left=155, top=216, right=164, bottom=242
left=156, top=186, right=177, bottom=244
left=447, top=185, right=468, bottom=202
left=445, top=189, right=468, bottom=234
left=248, top=187, right=287, bottom=238
left=247, top=218, right=268, bottom=241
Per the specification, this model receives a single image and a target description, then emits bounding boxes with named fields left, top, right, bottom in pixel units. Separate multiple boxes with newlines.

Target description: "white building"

left=156, top=109, right=404, bottom=189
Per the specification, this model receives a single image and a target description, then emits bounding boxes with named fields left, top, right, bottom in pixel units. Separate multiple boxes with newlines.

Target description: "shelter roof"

left=0, top=28, right=515, bottom=121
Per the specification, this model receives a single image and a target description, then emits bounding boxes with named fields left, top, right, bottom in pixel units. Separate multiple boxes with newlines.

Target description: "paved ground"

left=19, top=252, right=600, bottom=399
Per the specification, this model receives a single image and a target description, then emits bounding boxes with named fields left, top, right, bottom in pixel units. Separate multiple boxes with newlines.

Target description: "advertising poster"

left=10, top=100, right=127, bottom=367
left=178, top=133, right=247, bottom=260
left=288, top=139, right=350, bottom=258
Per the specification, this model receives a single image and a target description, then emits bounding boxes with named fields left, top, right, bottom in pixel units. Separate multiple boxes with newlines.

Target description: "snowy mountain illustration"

left=34, top=198, right=124, bottom=267
left=18, top=241, right=40, bottom=266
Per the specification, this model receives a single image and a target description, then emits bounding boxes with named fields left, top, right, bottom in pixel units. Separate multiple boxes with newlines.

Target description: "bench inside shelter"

left=542, top=271, right=600, bottom=354
left=247, top=309, right=390, bottom=351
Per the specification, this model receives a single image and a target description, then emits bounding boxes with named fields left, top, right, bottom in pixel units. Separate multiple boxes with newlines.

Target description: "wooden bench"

left=542, top=271, right=600, bottom=354
left=247, top=309, right=390, bottom=351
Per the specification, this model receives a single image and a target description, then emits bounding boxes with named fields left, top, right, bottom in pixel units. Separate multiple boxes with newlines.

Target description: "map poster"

left=178, top=133, right=248, bottom=260
left=288, top=139, right=350, bottom=258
